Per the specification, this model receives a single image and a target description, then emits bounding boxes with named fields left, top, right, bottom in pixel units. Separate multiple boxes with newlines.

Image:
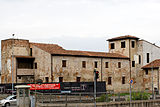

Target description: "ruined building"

left=1, top=35, right=160, bottom=93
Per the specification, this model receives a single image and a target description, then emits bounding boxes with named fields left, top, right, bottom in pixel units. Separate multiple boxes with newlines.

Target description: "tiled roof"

left=31, top=43, right=129, bottom=59
left=53, top=50, right=129, bottom=59
left=30, top=43, right=65, bottom=53
left=142, top=59, right=160, bottom=69
left=107, top=35, right=139, bottom=41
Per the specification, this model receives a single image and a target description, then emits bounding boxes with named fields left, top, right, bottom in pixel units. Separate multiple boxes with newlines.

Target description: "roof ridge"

left=107, top=35, right=139, bottom=41
left=30, top=42, right=60, bottom=46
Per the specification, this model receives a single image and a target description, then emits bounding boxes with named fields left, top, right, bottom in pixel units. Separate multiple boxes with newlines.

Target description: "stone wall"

left=31, top=45, right=52, bottom=82
left=142, top=68, right=160, bottom=92
left=1, top=39, right=30, bottom=83
left=52, top=56, right=130, bottom=93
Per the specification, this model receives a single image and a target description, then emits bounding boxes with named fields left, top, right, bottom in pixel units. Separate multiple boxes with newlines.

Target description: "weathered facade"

left=142, top=59, right=160, bottom=93
left=1, top=35, right=160, bottom=93
left=107, top=35, right=160, bottom=92
left=1, top=38, right=130, bottom=93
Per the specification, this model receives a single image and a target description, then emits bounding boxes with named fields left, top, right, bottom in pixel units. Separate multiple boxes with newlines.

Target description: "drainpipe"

left=51, top=55, right=53, bottom=82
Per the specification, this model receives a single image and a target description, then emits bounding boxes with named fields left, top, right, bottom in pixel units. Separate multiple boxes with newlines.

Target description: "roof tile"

left=31, top=42, right=129, bottom=59
left=142, top=59, right=160, bottom=69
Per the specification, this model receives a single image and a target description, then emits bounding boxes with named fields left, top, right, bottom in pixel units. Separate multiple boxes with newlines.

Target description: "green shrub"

left=128, top=92, right=150, bottom=100
left=96, top=94, right=110, bottom=102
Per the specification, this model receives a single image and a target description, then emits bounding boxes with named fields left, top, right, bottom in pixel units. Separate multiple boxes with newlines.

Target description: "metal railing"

left=34, top=91, right=160, bottom=104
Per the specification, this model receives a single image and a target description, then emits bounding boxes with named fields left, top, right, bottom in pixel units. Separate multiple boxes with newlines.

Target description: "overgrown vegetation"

left=96, top=94, right=109, bottom=102
left=128, top=92, right=151, bottom=100
left=96, top=92, right=151, bottom=102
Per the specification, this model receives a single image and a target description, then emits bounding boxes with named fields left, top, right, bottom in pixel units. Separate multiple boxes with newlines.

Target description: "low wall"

left=37, top=99, right=160, bottom=107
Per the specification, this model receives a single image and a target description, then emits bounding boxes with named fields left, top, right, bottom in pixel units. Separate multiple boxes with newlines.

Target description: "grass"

left=96, top=92, right=151, bottom=102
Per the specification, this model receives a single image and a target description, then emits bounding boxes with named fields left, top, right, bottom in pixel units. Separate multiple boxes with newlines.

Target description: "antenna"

left=12, top=34, right=15, bottom=38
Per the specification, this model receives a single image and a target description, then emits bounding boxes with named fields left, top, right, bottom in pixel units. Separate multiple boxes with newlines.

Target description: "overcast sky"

left=1, top=0, right=160, bottom=69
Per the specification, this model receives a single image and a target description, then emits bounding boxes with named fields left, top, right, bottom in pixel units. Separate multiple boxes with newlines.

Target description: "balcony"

left=17, top=69, right=36, bottom=75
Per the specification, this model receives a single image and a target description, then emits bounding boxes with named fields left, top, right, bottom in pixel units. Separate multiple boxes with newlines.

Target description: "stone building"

left=142, top=59, right=160, bottom=93
left=1, top=38, right=130, bottom=93
left=107, top=35, right=160, bottom=92
left=1, top=35, right=160, bottom=93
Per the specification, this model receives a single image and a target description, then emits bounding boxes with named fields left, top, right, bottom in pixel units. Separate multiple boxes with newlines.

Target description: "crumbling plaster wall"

left=31, top=45, right=51, bottom=82
left=142, top=69, right=160, bottom=92
left=1, top=39, right=30, bottom=83
left=52, top=56, right=130, bottom=93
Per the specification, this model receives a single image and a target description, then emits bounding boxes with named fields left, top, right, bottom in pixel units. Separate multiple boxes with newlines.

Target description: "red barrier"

left=27, top=83, right=60, bottom=90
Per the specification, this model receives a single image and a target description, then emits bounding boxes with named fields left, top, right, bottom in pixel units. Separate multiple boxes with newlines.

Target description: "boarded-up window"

left=108, top=77, right=112, bottom=85
left=82, top=61, right=86, bottom=68
left=118, top=62, right=121, bottom=68
left=132, top=41, right=135, bottom=48
left=62, top=60, right=66, bottom=67
left=59, top=77, right=63, bottom=82
left=139, top=55, right=141, bottom=64
left=145, top=69, right=148, bottom=75
left=105, top=62, right=109, bottom=68
left=76, top=77, right=81, bottom=82
left=132, top=61, right=135, bottom=67
left=111, top=43, right=115, bottom=49
left=122, top=77, right=125, bottom=84
left=95, top=61, right=98, bottom=68
left=121, top=41, right=125, bottom=48
left=147, top=53, right=150, bottom=63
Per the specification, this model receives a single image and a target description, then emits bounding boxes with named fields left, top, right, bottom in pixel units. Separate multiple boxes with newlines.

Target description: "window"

left=145, top=69, right=148, bottom=75
left=45, top=77, right=49, bottom=83
left=118, top=62, right=121, bottom=68
left=108, top=77, right=112, bottom=85
left=13, top=96, right=16, bottom=99
left=62, top=60, right=66, bottom=67
left=105, top=62, right=109, bottom=68
left=121, top=41, right=125, bottom=48
left=94, top=61, right=98, bottom=68
left=147, top=53, right=150, bottom=63
left=132, top=61, right=135, bottom=67
left=35, top=63, right=37, bottom=69
left=132, top=41, right=135, bottom=48
left=76, top=77, right=81, bottom=82
left=111, top=43, right=115, bottom=49
left=122, top=77, right=125, bottom=84
left=18, top=76, right=21, bottom=79
left=82, top=61, right=86, bottom=68
left=30, top=48, right=32, bottom=56
left=59, top=77, right=63, bottom=82
left=139, top=55, right=141, bottom=64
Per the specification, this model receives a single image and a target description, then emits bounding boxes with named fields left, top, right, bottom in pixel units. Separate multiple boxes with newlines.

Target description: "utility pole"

left=151, top=50, right=154, bottom=99
left=128, top=39, right=132, bottom=106
left=94, top=69, right=97, bottom=107
left=12, top=34, right=15, bottom=95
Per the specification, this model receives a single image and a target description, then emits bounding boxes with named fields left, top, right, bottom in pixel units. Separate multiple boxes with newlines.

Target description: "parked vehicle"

left=0, top=95, right=16, bottom=107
